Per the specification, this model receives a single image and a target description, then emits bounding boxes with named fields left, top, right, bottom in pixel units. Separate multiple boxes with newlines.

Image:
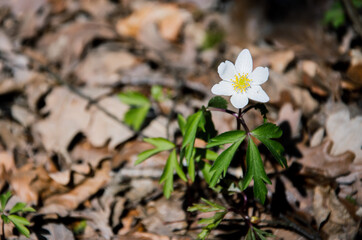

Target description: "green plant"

left=134, top=49, right=287, bottom=239
left=324, top=0, right=362, bottom=28
left=0, top=191, right=35, bottom=239
left=119, top=85, right=167, bottom=131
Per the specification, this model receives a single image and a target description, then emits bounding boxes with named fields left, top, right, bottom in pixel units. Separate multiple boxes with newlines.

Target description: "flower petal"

left=230, top=92, right=249, bottom=109
left=249, top=67, right=269, bottom=85
left=211, top=81, right=234, bottom=96
left=218, top=61, right=237, bottom=81
left=247, top=85, right=269, bottom=103
left=235, top=49, right=253, bottom=74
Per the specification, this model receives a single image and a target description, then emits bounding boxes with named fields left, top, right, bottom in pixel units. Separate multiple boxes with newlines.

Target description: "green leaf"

left=118, top=91, right=150, bottom=106
left=1, top=191, right=12, bottom=211
left=323, top=1, right=345, bottom=28
left=73, top=220, right=87, bottom=235
left=205, top=149, right=218, bottom=161
left=251, top=123, right=282, bottom=139
left=119, top=91, right=151, bottom=131
left=144, top=138, right=175, bottom=149
left=181, top=111, right=203, bottom=180
left=207, top=130, right=246, bottom=148
left=202, top=28, right=224, bottom=50
left=199, top=161, right=213, bottom=184
left=187, top=198, right=226, bottom=212
left=251, top=123, right=287, bottom=168
left=177, top=114, right=187, bottom=136
left=187, top=145, right=196, bottom=182
left=197, top=211, right=227, bottom=240
left=207, top=96, right=228, bottom=110
left=1, top=215, right=10, bottom=224
left=8, top=215, right=31, bottom=238
left=22, top=207, right=36, bottom=213
left=242, top=138, right=271, bottom=204
left=10, top=202, right=26, bottom=214
left=246, top=228, right=256, bottom=240
left=124, top=105, right=150, bottom=131
left=136, top=138, right=175, bottom=165
left=182, top=111, right=203, bottom=149
left=151, top=85, right=163, bottom=102
left=159, top=149, right=186, bottom=198
left=254, top=227, right=275, bottom=240
left=209, top=138, right=245, bottom=187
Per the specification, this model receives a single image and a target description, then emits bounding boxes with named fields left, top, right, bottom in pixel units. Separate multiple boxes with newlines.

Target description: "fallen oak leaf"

left=313, top=185, right=358, bottom=239
left=116, top=2, right=190, bottom=42
left=41, top=160, right=111, bottom=213
left=297, top=140, right=354, bottom=178
left=37, top=21, right=116, bottom=76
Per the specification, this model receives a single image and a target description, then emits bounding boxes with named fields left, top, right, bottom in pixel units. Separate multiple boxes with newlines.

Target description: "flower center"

left=231, top=73, right=251, bottom=93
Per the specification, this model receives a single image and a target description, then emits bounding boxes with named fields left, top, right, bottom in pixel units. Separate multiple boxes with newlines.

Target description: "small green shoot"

left=0, top=191, right=35, bottom=239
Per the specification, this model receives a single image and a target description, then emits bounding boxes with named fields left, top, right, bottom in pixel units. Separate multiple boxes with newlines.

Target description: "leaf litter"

left=0, top=0, right=361, bottom=239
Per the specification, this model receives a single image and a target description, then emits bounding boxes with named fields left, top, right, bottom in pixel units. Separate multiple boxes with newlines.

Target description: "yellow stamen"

left=232, top=73, right=251, bottom=93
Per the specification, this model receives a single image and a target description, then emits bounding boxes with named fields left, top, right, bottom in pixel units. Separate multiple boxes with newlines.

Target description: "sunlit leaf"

left=0, top=191, right=12, bottom=211
left=182, top=111, right=203, bottom=149
left=209, top=138, right=245, bottom=187
left=136, top=138, right=175, bottom=165
left=159, top=149, right=187, bottom=198
left=124, top=105, right=150, bottom=131
left=251, top=123, right=287, bottom=168
left=8, top=215, right=31, bottom=238
left=151, top=85, right=164, bottom=102
left=207, top=130, right=246, bottom=148
left=118, top=91, right=150, bottom=106
left=9, top=202, right=26, bottom=214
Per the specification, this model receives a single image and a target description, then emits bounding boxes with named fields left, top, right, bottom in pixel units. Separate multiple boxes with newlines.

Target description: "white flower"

left=211, top=49, right=269, bottom=109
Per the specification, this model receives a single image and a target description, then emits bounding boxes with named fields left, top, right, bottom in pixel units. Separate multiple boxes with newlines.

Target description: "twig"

left=39, top=66, right=126, bottom=126
left=342, top=0, right=362, bottom=39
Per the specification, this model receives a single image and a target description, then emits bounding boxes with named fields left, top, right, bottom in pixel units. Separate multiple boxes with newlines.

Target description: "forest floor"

left=0, top=0, right=361, bottom=239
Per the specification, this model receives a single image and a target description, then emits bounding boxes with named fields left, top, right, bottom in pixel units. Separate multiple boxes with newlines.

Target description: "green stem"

left=237, top=108, right=248, bottom=187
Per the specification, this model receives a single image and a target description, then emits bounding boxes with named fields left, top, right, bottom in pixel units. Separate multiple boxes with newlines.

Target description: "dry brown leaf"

left=277, top=103, right=302, bottom=139
left=326, top=106, right=362, bottom=163
left=142, top=116, right=168, bottom=139
left=141, top=192, right=187, bottom=236
left=43, top=223, right=75, bottom=240
left=297, top=140, right=355, bottom=178
left=268, top=50, right=295, bottom=73
left=87, top=96, right=133, bottom=149
left=10, top=163, right=68, bottom=204
left=0, top=0, right=49, bottom=39
left=313, top=185, right=358, bottom=240
left=70, top=141, right=110, bottom=168
left=0, top=32, right=37, bottom=95
left=11, top=104, right=36, bottom=127
left=0, top=120, right=28, bottom=151
left=37, top=21, right=116, bottom=75
left=120, top=232, right=171, bottom=240
left=42, top=160, right=111, bottom=212
left=33, top=87, right=91, bottom=163
left=0, top=151, right=15, bottom=174
left=116, top=2, right=190, bottom=42
left=0, top=151, right=15, bottom=190
left=337, top=162, right=362, bottom=205
left=33, top=87, right=133, bottom=163
left=347, top=49, right=362, bottom=88
left=266, top=70, right=318, bottom=115
left=80, top=0, right=115, bottom=19
left=75, top=45, right=138, bottom=86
